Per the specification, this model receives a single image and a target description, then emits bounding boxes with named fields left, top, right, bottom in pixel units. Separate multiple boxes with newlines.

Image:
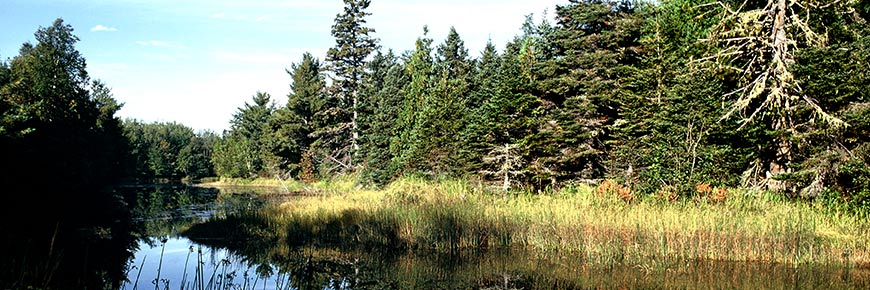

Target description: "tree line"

left=2, top=0, right=868, bottom=210
left=212, top=0, right=868, bottom=208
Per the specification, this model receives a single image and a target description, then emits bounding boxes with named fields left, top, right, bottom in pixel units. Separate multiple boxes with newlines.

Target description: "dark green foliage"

left=358, top=50, right=409, bottom=185
left=122, top=120, right=215, bottom=180
left=0, top=18, right=126, bottom=192
left=194, top=0, right=867, bottom=211
left=392, top=28, right=435, bottom=175
left=601, top=0, right=757, bottom=195
left=177, top=131, right=218, bottom=179
left=459, top=41, right=502, bottom=172
left=0, top=20, right=137, bottom=290
left=265, top=53, right=326, bottom=177
left=214, top=92, right=275, bottom=178
left=528, top=0, right=644, bottom=186
left=403, top=27, right=474, bottom=176
left=231, top=91, right=274, bottom=160
left=472, top=40, right=542, bottom=186
left=213, top=131, right=258, bottom=178
left=787, top=16, right=870, bottom=206
left=325, top=0, right=379, bottom=169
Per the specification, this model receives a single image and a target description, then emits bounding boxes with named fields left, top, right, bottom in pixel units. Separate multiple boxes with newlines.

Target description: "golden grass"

left=263, top=176, right=869, bottom=266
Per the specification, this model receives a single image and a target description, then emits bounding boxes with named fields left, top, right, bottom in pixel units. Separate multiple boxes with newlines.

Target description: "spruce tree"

left=222, top=92, right=275, bottom=177
left=325, top=0, right=379, bottom=169
left=702, top=0, right=852, bottom=191
left=265, top=53, right=325, bottom=177
left=418, top=27, right=473, bottom=174
left=358, top=50, right=409, bottom=185
left=460, top=41, right=502, bottom=172
left=530, top=0, right=643, bottom=187
left=393, top=28, right=435, bottom=175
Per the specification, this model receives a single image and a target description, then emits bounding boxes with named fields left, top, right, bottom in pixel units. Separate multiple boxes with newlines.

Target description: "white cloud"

left=211, top=13, right=226, bottom=18
left=90, top=25, right=118, bottom=32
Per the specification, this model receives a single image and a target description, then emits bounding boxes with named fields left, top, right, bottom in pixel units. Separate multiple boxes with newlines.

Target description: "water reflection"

left=4, top=184, right=868, bottom=289
left=1, top=186, right=137, bottom=290
left=121, top=184, right=284, bottom=289
left=178, top=195, right=870, bottom=290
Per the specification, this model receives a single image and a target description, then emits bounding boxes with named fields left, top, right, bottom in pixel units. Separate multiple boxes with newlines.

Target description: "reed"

left=265, top=177, right=870, bottom=267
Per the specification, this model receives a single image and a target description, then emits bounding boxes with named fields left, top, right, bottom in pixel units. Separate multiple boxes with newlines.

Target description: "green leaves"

left=1, top=18, right=127, bottom=191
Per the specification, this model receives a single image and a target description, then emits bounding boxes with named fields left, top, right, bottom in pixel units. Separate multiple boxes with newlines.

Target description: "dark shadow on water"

left=182, top=207, right=870, bottom=290
left=0, top=183, right=260, bottom=290
left=7, top=182, right=866, bottom=289
left=0, top=186, right=138, bottom=290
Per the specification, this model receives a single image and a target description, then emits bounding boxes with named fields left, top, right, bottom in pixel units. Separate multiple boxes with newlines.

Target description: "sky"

left=1, top=0, right=563, bottom=133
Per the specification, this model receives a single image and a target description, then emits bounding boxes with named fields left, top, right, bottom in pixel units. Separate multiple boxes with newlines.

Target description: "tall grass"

left=266, top=176, right=870, bottom=267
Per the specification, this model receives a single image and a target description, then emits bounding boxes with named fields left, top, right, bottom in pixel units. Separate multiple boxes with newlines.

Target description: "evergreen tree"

left=481, top=38, right=541, bottom=188
left=393, top=27, right=435, bottom=175
left=325, top=0, right=379, bottom=169
left=213, top=92, right=274, bottom=178
left=606, top=0, right=756, bottom=195
left=265, top=53, right=326, bottom=177
left=460, top=41, right=502, bottom=172
left=405, top=27, right=474, bottom=175
left=702, top=0, right=854, bottom=192
left=530, top=0, right=643, bottom=187
left=358, top=50, right=409, bottom=185
left=785, top=0, right=870, bottom=202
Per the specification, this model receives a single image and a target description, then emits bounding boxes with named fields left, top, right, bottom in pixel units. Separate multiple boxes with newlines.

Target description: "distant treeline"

left=121, top=120, right=217, bottom=181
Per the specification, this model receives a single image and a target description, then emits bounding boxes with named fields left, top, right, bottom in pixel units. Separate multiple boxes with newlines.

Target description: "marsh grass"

left=259, top=176, right=870, bottom=267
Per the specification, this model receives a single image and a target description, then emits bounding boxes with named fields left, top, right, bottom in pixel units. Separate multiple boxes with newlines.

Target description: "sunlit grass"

left=259, top=177, right=870, bottom=266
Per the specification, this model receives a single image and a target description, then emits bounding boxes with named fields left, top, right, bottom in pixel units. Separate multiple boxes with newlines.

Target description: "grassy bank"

left=211, top=176, right=870, bottom=267
left=198, top=177, right=292, bottom=187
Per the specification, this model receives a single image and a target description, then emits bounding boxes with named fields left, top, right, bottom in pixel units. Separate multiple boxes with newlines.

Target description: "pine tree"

left=265, top=53, right=325, bottom=177
left=358, top=50, right=409, bottom=185
left=223, top=92, right=275, bottom=177
left=325, top=0, right=379, bottom=169
left=530, top=0, right=643, bottom=187
left=702, top=0, right=852, bottom=191
left=393, top=27, right=434, bottom=175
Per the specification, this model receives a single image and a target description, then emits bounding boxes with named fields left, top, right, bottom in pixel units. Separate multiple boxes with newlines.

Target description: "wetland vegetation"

left=2, top=0, right=869, bottom=288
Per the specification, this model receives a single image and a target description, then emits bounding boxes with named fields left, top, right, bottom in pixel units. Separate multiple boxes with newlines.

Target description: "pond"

left=120, top=185, right=869, bottom=290
left=3, top=184, right=869, bottom=289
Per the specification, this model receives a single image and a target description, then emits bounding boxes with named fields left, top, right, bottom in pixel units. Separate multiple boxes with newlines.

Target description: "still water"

left=117, top=185, right=870, bottom=290
left=3, top=184, right=867, bottom=289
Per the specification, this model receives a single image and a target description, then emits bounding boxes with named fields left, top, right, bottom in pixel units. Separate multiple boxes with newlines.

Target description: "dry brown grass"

left=261, top=177, right=870, bottom=267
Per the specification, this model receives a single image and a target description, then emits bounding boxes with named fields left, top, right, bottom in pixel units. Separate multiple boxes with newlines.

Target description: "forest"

left=1, top=0, right=869, bottom=209
left=206, top=0, right=869, bottom=210
left=2, top=0, right=870, bottom=288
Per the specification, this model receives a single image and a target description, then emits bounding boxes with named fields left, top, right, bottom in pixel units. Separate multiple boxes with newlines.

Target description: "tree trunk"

left=766, top=0, right=794, bottom=193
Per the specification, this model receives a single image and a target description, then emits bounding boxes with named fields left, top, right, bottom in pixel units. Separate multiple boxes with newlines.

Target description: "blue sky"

left=1, top=0, right=562, bottom=133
